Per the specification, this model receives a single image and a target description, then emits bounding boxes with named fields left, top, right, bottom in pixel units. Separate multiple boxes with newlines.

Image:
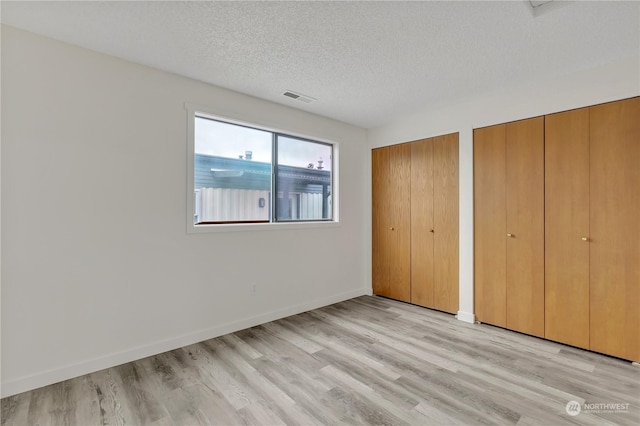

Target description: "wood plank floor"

left=2, top=295, right=639, bottom=425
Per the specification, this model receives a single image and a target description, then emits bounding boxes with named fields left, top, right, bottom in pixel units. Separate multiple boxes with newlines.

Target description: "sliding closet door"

left=545, top=108, right=590, bottom=349
left=590, top=97, right=640, bottom=361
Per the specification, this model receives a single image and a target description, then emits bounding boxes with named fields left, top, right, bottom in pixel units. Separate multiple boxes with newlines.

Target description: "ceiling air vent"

left=283, top=90, right=316, bottom=104
left=529, top=0, right=554, bottom=9
left=528, top=0, right=563, bottom=17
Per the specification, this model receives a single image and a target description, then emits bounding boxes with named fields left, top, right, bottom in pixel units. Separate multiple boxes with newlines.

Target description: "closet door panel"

left=388, top=143, right=412, bottom=303
left=474, top=125, right=507, bottom=327
left=545, top=109, right=590, bottom=348
left=505, top=117, right=545, bottom=338
left=411, top=138, right=435, bottom=308
left=433, top=133, right=459, bottom=313
left=372, top=147, right=391, bottom=297
left=590, top=97, right=640, bottom=361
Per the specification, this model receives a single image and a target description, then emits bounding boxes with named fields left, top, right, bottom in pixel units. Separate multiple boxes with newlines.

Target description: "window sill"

left=187, top=220, right=341, bottom=234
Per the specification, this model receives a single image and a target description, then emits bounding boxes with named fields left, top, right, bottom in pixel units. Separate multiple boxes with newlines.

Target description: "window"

left=275, top=135, right=332, bottom=222
left=188, top=109, right=336, bottom=229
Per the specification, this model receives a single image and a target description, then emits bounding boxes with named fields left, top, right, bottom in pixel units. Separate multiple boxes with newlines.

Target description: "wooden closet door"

left=411, top=138, right=435, bottom=308
left=474, top=125, right=507, bottom=327
left=505, top=117, right=545, bottom=338
left=545, top=108, right=590, bottom=348
left=433, top=133, right=459, bottom=314
left=372, top=147, right=391, bottom=297
left=590, top=97, right=640, bottom=361
left=388, top=143, right=412, bottom=302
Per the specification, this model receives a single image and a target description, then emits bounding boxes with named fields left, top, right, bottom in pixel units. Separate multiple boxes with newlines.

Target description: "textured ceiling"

left=1, top=1, right=638, bottom=128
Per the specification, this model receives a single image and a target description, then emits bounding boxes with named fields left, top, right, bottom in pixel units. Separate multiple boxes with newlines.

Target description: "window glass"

left=275, top=136, right=332, bottom=221
left=194, top=117, right=272, bottom=224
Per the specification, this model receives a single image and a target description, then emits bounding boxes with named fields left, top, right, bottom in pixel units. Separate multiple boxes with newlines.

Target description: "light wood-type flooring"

left=2, top=296, right=639, bottom=425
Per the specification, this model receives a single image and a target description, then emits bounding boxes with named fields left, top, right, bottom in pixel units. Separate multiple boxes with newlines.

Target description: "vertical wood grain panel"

left=544, top=108, right=590, bottom=349
left=410, top=138, right=435, bottom=308
left=505, top=117, right=545, bottom=338
left=388, top=143, right=412, bottom=303
left=372, top=147, right=390, bottom=297
left=433, top=133, right=459, bottom=314
left=474, top=125, right=507, bottom=327
left=590, top=97, right=640, bottom=361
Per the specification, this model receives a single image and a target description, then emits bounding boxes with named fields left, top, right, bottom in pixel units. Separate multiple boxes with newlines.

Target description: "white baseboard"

left=456, top=310, right=475, bottom=324
left=1, top=287, right=369, bottom=398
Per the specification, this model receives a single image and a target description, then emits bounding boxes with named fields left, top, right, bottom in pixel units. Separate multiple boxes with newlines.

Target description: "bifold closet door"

left=474, top=125, right=507, bottom=327
left=544, top=108, right=590, bottom=349
left=372, top=147, right=391, bottom=297
left=433, top=133, right=459, bottom=313
left=372, top=144, right=411, bottom=302
left=505, top=117, right=545, bottom=338
left=474, top=97, right=637, bottom=360
left=590, top=97, right=640, bottom=361
left=474, top=118, right=544, bottom=336
left=410, top=138, right=435, bottom=308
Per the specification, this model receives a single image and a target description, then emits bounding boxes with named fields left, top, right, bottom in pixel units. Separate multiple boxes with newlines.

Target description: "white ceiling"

left=1, top=1, right=638, bottom=128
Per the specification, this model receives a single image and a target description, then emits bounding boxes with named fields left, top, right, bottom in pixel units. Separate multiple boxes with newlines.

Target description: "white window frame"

left=186, top=103, right=340, bottom=233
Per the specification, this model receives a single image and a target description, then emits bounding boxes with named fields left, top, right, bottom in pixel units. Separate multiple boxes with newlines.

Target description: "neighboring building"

left=194, top=153, right=332, bottom=223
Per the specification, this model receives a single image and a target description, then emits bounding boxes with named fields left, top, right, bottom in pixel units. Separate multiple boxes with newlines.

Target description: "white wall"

left=0, top=26, right=369, bottom=397
left=367, top=56, right=640, bottom=324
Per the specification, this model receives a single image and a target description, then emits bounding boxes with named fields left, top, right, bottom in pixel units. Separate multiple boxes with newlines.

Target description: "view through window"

left=194, top=115, right=334, bottom=225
